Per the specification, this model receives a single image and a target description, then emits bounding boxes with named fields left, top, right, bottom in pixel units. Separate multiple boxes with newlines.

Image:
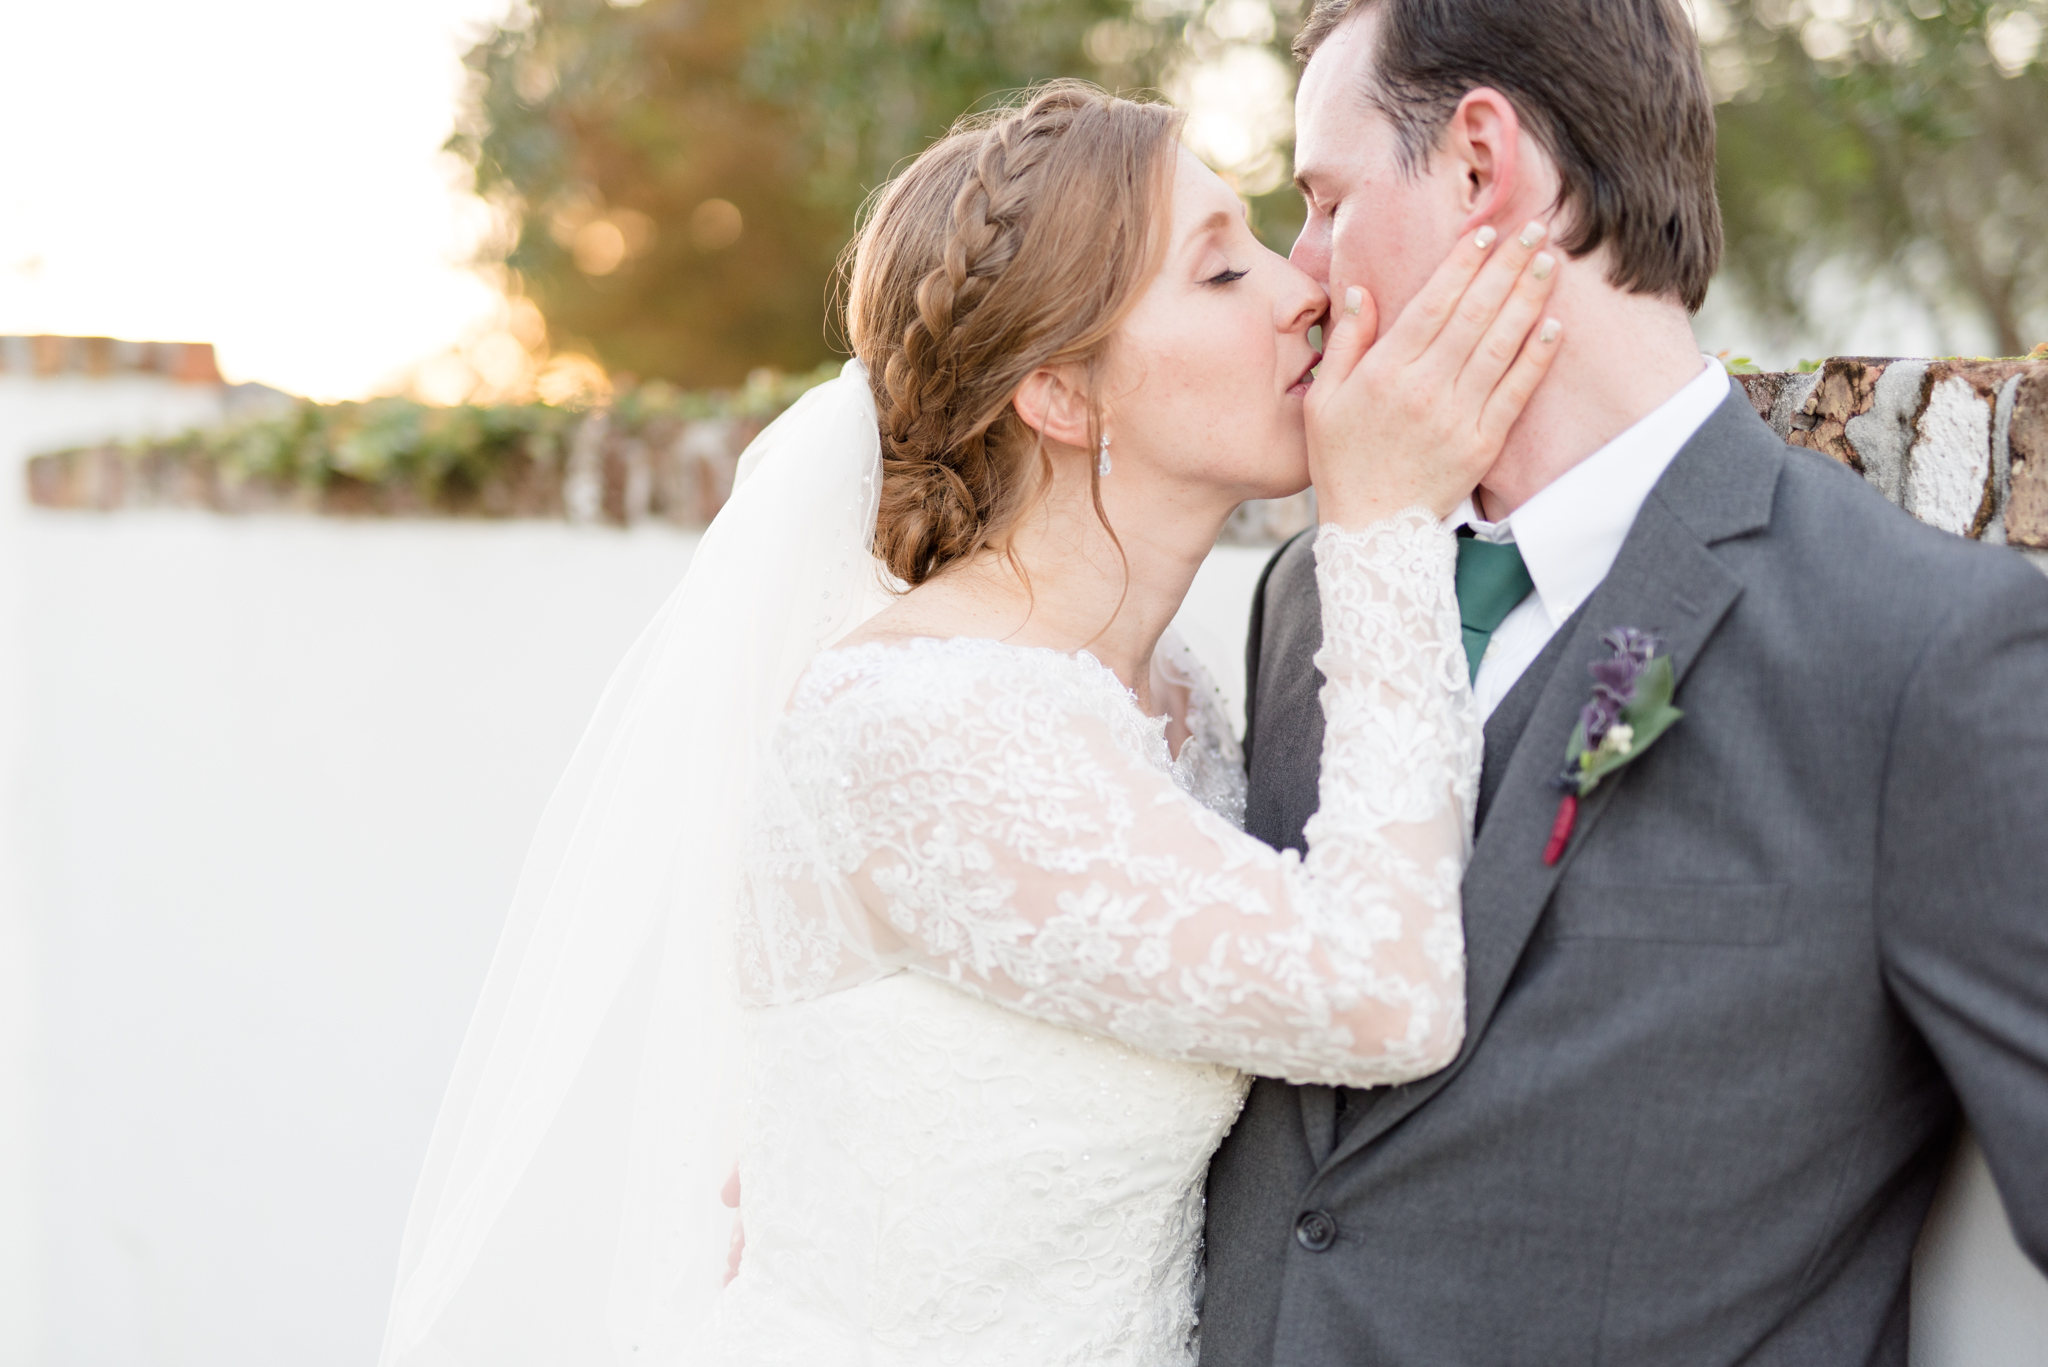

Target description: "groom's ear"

left=1446, top=88, right=1524, bottom=235
left=1012, top=367, right=1094, bottom=451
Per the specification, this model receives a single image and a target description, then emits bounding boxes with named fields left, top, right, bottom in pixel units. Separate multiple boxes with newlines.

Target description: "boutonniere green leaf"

left=1543, top=629, right=1684, bottom=866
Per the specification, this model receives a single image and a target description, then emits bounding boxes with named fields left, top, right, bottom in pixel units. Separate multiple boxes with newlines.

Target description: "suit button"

left=1295, top=1210, right=1337, bottom=1252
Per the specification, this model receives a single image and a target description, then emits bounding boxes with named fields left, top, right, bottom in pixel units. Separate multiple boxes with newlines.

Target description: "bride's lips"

left=1287, top=353, right=1323, bottom=397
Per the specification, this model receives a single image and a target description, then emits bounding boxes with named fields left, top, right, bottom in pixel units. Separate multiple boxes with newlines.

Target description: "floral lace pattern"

left=711, top=508, right=1480, bottom=1364
left=1156, top=631, right=1248, bottom=829
left=703, top=975, right=1246, bottom=1366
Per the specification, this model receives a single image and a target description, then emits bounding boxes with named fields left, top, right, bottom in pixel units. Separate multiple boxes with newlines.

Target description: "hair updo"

left=845, top=81, right=1184, bottom=587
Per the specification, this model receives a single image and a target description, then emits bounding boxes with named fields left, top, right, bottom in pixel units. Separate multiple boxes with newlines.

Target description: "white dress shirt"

left=1457, top=356, right=1732, bottom=722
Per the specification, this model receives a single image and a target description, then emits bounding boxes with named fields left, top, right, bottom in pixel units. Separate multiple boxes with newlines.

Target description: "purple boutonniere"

left=1542, top=628, right=1685, bottom=866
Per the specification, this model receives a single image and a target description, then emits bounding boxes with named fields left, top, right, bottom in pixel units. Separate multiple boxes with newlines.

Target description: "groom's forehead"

left=1297, top=10, right=1389, bottom=136
left=1295, top=13, right=1398, bottom=176
left=1303, top=8, right=1374, bottom=84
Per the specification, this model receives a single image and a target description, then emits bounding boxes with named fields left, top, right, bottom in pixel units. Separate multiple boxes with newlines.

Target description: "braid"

left=844, top=82, right=1181, bottom=585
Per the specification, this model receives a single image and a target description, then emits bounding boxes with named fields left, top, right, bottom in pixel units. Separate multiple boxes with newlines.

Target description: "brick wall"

left=0, top=335, right=223, bottom=385
left=25, top=359, right=2048, bottom=560
left=1735, top=359, right=2048, bottom=557
left=25, top=410, right=765, bottom=526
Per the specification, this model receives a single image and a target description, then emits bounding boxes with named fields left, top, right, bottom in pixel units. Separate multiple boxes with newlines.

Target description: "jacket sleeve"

left=1876, top=553, right=2048, bottom=1271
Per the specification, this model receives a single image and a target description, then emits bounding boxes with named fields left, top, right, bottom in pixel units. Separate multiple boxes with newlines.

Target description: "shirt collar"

left=1452, top=355, right=1730, bottom=627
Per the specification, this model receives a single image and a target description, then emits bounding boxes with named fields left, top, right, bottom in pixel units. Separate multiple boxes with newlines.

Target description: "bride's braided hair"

left=845, top=82, right=1182, bottom=586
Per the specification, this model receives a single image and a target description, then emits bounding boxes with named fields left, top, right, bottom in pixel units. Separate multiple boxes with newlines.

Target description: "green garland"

left=31, top=363, right=841, bottom=518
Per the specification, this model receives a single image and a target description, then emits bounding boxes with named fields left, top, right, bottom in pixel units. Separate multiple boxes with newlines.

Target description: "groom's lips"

left=1288, top=353, right=1323, bottom=396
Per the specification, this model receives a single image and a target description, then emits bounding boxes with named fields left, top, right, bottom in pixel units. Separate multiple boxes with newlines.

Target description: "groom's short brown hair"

left=1296, top=0, right=1721, bottom=312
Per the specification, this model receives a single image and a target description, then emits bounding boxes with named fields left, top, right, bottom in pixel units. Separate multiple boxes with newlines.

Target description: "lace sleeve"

left=781, top=508, right=1479, bottom=1088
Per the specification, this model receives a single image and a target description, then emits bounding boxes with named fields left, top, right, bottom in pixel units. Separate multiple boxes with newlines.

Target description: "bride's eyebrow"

left=1182, top=209, right=1236, bottom=258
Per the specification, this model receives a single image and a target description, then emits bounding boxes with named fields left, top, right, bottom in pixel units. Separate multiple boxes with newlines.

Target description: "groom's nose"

left=1289, top=216, right=1332, bottom=290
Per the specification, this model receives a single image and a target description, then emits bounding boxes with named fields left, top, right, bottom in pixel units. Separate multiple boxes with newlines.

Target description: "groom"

left=1203, top=1, right=2048, bottom=1363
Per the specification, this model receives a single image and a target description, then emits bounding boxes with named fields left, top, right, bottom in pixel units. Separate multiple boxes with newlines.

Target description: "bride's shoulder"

left=788, top=636, right=1134, bottom=737
left=796, top=635, right=998, bottom=699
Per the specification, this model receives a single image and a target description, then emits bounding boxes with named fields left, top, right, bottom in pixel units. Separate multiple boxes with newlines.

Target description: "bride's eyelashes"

left=1202, top=267, right=1249, bottom=287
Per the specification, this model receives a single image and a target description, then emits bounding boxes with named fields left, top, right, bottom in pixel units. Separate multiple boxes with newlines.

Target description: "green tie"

left=1455, top=534, right=1535, bottom=682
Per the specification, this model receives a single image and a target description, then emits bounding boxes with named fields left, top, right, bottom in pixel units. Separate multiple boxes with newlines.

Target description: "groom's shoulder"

left=1256, top=525, right=1321, bottom=620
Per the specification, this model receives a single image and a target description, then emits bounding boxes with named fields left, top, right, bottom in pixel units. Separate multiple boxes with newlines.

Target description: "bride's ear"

left=1012, top=367, right=1094, bottom=451
left=1449, top=88, right=1525, bottom=236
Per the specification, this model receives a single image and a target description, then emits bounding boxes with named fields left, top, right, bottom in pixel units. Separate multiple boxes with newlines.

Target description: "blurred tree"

left=1228, top=0, right=1312, bottom=254
left=1139, top=0, right=1311, bottom=251
left=1704, top=0, right=2048, bottom=356
left=452, top=0, right=1184, bottom=387
left=459, top=0, right=2048, bottom=383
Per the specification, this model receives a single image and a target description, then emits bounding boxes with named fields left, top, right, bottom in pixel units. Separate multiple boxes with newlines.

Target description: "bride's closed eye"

left=1202, top=267, right=1249, bottom=287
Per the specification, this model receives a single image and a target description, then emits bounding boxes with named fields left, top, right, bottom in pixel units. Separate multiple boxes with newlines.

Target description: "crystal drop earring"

left=1097, top=434, right=1112, bottom=477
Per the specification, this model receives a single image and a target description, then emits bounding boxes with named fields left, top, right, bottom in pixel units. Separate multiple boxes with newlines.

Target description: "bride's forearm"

left=1295, top=512, right=1480, bottom=1082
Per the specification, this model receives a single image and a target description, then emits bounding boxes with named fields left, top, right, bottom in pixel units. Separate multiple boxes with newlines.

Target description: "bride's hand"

left=1308, top=220, right=1562, bottom=529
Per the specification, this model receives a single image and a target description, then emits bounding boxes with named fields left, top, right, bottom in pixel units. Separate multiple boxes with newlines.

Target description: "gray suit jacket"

left=1202, top=387, right=2048, bottom=1366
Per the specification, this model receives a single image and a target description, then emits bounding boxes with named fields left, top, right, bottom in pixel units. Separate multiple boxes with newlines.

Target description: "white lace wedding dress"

left=698, top=512, right=1482, bottom=1365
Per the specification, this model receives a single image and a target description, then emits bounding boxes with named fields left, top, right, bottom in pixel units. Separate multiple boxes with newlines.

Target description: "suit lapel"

left=1476, top=605, right=1587, bottom=830
left=1313, top=392, right=1783, bottom=1178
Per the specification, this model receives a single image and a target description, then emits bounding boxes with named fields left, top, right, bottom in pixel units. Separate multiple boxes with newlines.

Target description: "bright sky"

left=0, top=0, right=520, bottom=401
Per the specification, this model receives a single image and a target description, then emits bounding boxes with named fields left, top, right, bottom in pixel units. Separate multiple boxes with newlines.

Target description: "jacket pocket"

left=1544, top=881, right=1789, bottom=946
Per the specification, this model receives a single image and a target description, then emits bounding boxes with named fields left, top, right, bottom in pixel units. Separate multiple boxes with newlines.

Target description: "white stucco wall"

left=21, top=514, right=701, bottom=1365
left=4, top=497, right=1269, bottom=1367
left=0, top=374, right=232, bottom=1367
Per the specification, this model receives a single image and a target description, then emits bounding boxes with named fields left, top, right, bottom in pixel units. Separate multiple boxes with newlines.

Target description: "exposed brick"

left=2, top=334, right=225, bottom=384
left=1921, top=358, right=2031, bottom=399
left=24, top=452, right=71, bottom=508
left=170, top=342, right=224, bottom=385
left=2007, top=369, right=2048, bottom=550
left=30, top=447, right=135, bottom=511
left=1788, top=357, right=1894, bottom=470
left=1734, top=372, right=1782, bottom=423
left=30, top=335, right=72, bottom=377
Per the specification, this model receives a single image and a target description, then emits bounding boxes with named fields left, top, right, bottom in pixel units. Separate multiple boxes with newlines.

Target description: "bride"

left=380, top=81, right=1559, bottom=1365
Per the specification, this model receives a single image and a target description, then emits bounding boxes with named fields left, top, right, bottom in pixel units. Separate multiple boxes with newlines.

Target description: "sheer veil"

left=379, top=360, right=892, bottom=1365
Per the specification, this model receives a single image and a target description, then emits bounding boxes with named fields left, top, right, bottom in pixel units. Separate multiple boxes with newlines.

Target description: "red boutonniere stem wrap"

left=1542, top=794, right=1580, bottom=867
left=1543, top=628, right=1684, bottom=867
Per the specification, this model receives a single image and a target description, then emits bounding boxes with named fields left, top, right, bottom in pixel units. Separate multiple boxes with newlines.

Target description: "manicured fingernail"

left=1539, top=317, right=1562, bottom=343
left=1519, top=221, right=1548, bottom=249
left=1532, top=252, right=1554, bottom=281
left=1344, top=286, right=1364, bottom=314
left=1474, top=225, right=1497, bottom=250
